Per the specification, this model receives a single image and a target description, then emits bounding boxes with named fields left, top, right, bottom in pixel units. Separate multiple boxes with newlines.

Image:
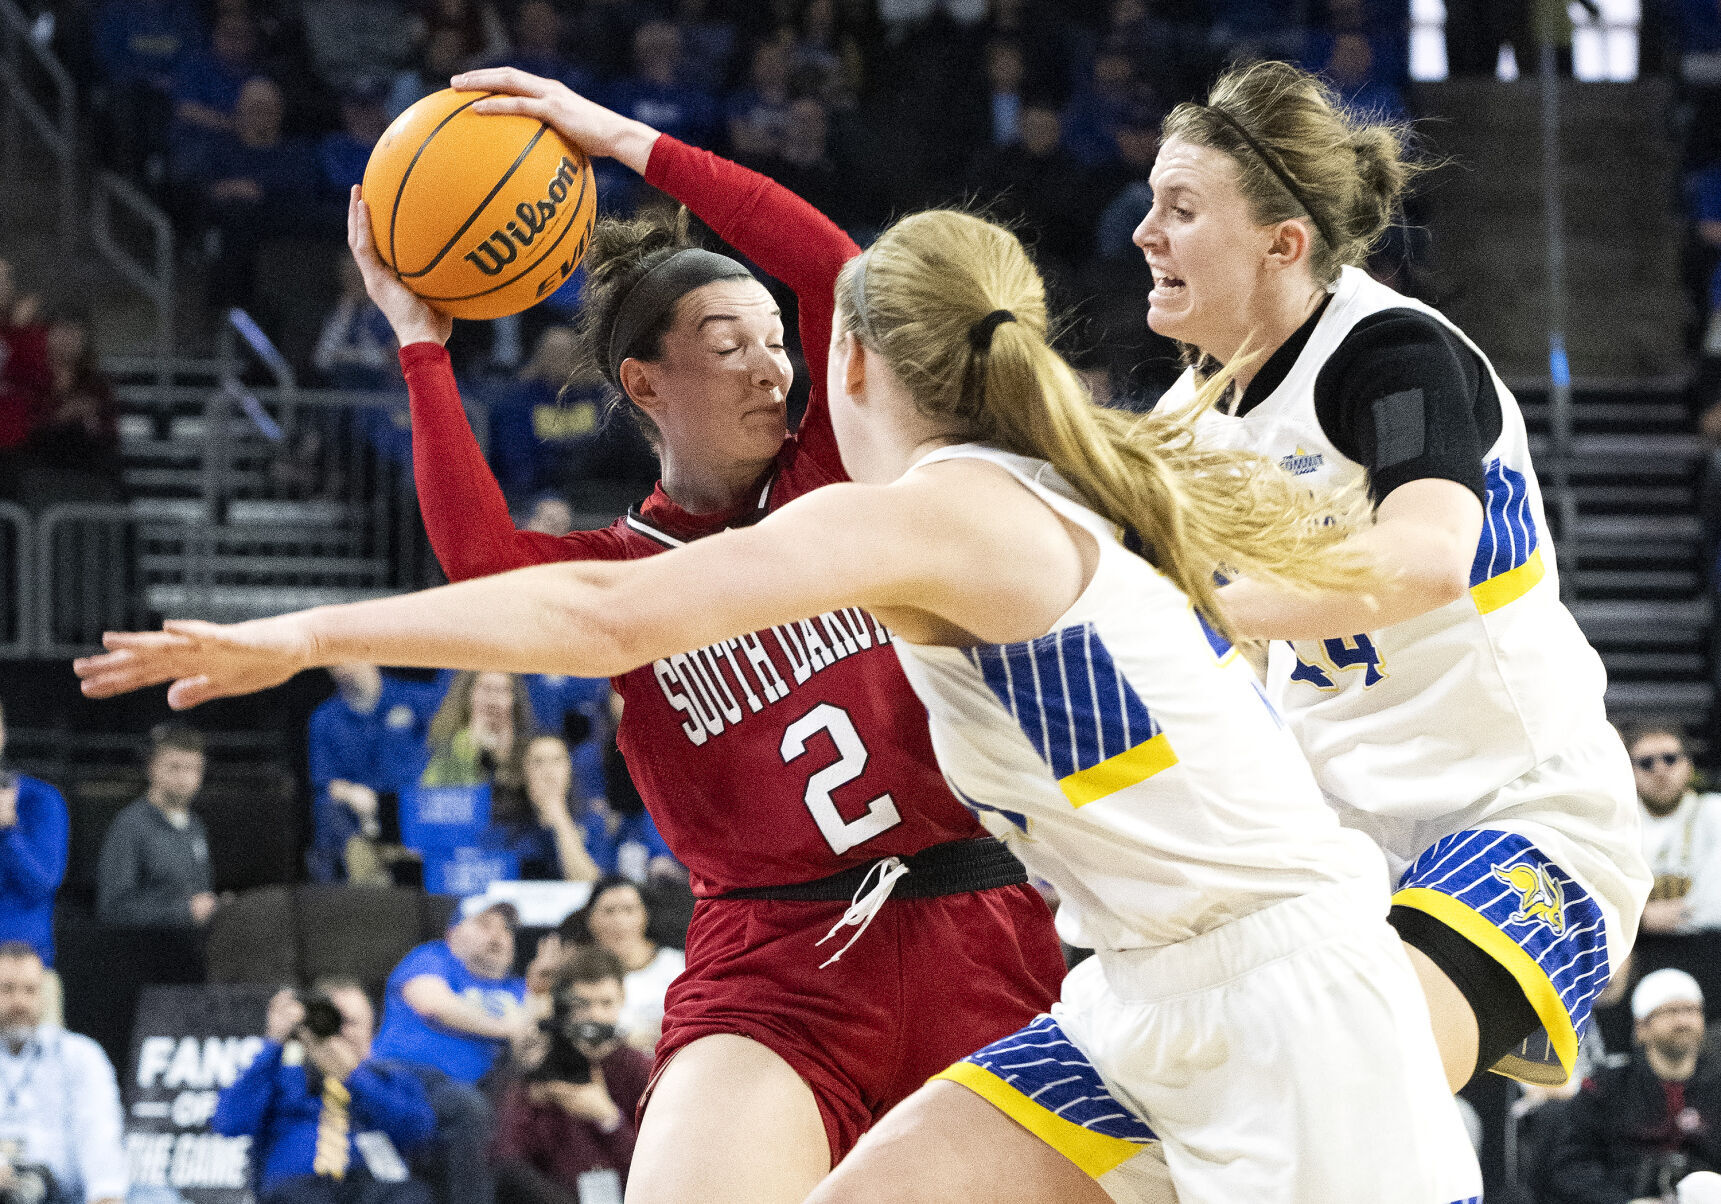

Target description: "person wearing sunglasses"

left=1626, top=723, right=1721, bottom=937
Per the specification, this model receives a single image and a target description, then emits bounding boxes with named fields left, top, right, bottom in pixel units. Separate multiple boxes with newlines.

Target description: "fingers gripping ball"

left=363, top=89, right=596, bottom=320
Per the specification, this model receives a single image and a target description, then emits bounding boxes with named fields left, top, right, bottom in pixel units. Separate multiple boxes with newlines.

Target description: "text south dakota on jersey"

left=652, top=608, right=895, bottom=746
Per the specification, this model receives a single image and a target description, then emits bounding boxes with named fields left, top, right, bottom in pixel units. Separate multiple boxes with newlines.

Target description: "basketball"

left=362, top=88, right=596, bottom=321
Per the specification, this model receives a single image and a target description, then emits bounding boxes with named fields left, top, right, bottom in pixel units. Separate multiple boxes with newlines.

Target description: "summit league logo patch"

left=1279, top=447, right=1324, bottom=475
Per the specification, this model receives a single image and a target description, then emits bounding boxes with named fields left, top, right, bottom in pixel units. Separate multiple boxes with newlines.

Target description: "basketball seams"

left=411, top=160, right=593, bottom=304
left=383, top=91, right=489, bottom=273
left=398, top=121, right=553, bottom=281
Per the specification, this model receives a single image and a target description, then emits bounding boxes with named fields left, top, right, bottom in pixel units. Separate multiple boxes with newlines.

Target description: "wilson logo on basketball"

left=463, top=156, right=582, bottom=276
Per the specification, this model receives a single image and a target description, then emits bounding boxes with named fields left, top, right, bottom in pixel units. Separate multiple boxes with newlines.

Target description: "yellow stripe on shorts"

left=1058, top=732, right=1177, bottom=808
left=1393, top=885, right=1579, bottom=1077
left=935, top=1060, right=1148, bottom=1179
left=1470, top=548, right=1545, bottom=615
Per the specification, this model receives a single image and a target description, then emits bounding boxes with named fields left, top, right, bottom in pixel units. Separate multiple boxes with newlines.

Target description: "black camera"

left=527, top=1012, right=617, bottom=1085
left=297, top=992, right=345, bottom=1041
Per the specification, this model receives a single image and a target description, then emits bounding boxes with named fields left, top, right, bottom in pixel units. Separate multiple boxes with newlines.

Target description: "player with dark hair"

left=341, top=69, right=1066, bottom=1204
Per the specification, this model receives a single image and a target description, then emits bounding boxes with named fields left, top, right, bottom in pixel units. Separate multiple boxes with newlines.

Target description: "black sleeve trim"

left=1313, top=308, right=1502, bottom=503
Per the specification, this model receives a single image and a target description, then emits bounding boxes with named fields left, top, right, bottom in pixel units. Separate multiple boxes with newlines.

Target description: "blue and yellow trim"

left=969, top=624, right=1178, bottom=807
left=937, top=1061, right=1149, bottom=1179
left=1471, top=547, right=1545, bottom=615
left=1059, top=732, right=1177, bottom=807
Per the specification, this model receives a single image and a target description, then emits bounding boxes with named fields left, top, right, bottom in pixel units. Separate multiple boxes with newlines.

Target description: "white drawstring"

left=814, top=857, right=911, bottom=968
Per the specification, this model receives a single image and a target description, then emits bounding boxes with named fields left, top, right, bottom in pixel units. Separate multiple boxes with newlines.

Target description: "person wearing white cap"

left=1543, top=968, right=1721, bottom=1203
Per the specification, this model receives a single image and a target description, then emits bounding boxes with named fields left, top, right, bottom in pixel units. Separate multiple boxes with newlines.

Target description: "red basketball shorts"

left=647, top=882, right=1066, bottom=1162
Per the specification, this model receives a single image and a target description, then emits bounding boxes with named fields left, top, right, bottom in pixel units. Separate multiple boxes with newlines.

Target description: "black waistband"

left=714, top=837, right=1029, bottom=902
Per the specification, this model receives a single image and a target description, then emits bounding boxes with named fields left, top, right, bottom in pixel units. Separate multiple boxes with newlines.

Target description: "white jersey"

left=1169, top=265, right=1609, bottom=821
left=891, top=445, right=1383, bottom=953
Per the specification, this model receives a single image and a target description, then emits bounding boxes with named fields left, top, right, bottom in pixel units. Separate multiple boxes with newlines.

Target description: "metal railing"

left=0, top=0, right=75, bottom=247
left=0, top=501, right=31, bottom=655
left=91, top=171, right=175, bottom=388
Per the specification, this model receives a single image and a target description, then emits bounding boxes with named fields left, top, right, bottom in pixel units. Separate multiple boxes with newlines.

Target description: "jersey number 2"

left=780, top=702, right=903, bottom=855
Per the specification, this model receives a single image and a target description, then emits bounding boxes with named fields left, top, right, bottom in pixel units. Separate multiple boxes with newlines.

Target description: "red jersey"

left=403, top=136, right=986, bottom=898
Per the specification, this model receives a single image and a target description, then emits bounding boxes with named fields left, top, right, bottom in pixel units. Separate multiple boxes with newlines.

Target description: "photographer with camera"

left=0, top=943, right=124, bottom=1204
left=1544, top=969, right=1721, bottom=1203
left=492, top=946, right=649, bottom=1204
left=212, top=981, right=437, bottom=1204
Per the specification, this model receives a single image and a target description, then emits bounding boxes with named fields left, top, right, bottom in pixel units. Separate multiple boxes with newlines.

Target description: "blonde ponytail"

left=839, top=210, right=1372, bottom=635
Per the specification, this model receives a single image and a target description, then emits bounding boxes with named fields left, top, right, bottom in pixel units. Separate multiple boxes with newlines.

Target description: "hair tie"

left=1202, top=104, right=1339, bottom=251
left=969, top=309, right=1016, bottom=351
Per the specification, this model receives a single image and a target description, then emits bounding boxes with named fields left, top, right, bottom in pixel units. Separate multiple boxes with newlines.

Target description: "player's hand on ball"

left=74, top=616, right=317, bottom=709
left=454, top=68, right=656, bottom=173
left=346, top=186, right=453, bottom=348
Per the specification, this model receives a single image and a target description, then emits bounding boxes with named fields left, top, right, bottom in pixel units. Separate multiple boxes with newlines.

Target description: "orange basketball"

left=362, top=89, right=597, bottom=321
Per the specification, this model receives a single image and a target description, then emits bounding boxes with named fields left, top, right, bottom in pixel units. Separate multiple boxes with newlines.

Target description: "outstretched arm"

left=74, top=461, right=1076, bottom=709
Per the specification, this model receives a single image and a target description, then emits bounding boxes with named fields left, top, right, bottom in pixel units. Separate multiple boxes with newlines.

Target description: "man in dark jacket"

left=1544, top=968, right=1721, bottom=1203
left=95, top=724, right=217, bottom=928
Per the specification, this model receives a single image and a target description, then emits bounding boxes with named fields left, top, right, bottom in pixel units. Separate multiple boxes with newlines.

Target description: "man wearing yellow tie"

left=213, top=982, right=439, bottom=1204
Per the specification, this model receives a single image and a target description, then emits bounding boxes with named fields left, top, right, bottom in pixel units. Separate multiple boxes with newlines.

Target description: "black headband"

left=607, top=247, right=754, bottom=376
left=1202, top=104, right=1339, bottom=251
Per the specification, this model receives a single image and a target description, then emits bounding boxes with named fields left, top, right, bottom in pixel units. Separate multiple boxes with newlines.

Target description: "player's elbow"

left=1399, top=540, right=1473, bottom=613
left=540, top=571, right=655, bottom=678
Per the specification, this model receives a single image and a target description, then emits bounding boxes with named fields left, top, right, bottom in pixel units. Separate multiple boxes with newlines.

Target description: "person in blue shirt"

left=213, top=980, right=436, bottom=1204
left=94, top=0, right=197, bottom=90
left=370, top=899, right=528, bottom=1085
left=316, top=79, right=392, bottom=232
left=0, top=702, right=68, bottom=970
left=168, top=13, right=260, bottom=184
left=307, top=663, right=442, bottom=882
left=585, top=733, right=678, bottom=885
left=486, top=735, right=601, bottom=881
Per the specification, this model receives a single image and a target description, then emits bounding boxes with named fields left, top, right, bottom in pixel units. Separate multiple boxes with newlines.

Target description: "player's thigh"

left=627, top=1033, right=831, bottom=1204
left=807, top=1080, right=1141, bottom=1204
left=1402, top=942, right=1481, bottom=1093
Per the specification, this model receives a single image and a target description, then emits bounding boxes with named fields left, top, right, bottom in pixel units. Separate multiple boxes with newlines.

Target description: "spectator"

left=560, top=878, right=681, bottom=1051
left=1543, top=969, right=1721, bottom=1203
left=307, top=663, right=440, bottom=883
left=561, top=0, right=656, bottom=81
left=1060, top=48, right=1139, bottom=168
left=314, top=260, right=400, bottom=391
left=317, top=78, right=393, bottom=224
left=1305, top=22, right=1406, bottom=119
left=409, top=0, right=509, bottom=66
left=980, top=38, right=1026, bottom=148
left=93, top=0, right=200, bottom=177
left=491, top=946, right=650, bottom=1204
left=1694, top=160, right=1721, bottom=371
left=489, top=1, right=592, bottom=95
left=371, top=898, right=528, bottom=1084
left=95, top=724, right=218, bottom=929
left=603, top=20, right=719, bottom=150
left=199, top=77, right=317, bottom=310
left=1626, top=724, right=1721, bottom=935
left=168, top=12, right=261, bottom=185
left=0, top=943, right=126, bottom=1204
left=964, top=102, right=1090, bottom=277
left=0, top=260, right=50, bottom=466
left=13, top=309, right=124, bottom=509
left=584, top=734, right=675, bottom=886
left=422, top=671, right=537, bottom=802
left=302, top=0, right=415, bottom=92
left=213, top=982, right=437, bottom=1204
left=484, top=735, right=600, bottom=882
left=0, top=702, right=68, bottom=1006
left=388, top=22, right=474, bottom=119
left=1091, top=97, right=1159, bottom=259
left=668, top=0, right=736, bottom=95
left=725, top=38, right=793, bottom=163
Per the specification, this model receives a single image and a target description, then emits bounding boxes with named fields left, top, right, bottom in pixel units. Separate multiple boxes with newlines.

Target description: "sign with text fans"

left=363, top=89, right=597, bottom=320
left=123, top=985, right=272, bottom=1204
